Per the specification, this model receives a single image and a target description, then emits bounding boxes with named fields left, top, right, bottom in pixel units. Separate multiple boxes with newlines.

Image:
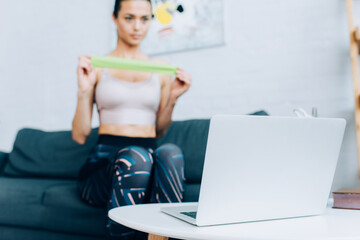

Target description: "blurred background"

left=0, top=0, right=358, bottom=191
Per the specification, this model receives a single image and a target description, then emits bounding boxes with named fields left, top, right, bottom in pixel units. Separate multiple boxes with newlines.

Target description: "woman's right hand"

left=77, top=56, right=96, bottom=95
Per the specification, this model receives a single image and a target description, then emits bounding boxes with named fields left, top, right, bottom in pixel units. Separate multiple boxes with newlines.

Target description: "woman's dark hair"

left=113, top=0, right=152, bottom=18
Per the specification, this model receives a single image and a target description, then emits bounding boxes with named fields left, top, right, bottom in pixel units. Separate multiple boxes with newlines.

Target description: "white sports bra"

left=95, top=68, right=161, bottom=126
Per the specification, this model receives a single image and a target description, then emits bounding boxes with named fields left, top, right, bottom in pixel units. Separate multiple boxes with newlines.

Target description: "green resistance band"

left=91, top=56, right=178, bottom=76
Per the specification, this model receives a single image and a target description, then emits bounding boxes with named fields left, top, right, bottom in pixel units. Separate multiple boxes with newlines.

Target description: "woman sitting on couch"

left=72, top=0, right=191, bottom=239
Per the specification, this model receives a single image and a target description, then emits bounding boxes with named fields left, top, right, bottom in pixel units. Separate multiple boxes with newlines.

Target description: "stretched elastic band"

left=91, top=56, right=178, bottom=76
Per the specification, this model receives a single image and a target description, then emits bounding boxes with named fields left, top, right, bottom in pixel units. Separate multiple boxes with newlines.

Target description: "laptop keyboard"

left=180, top=211, right=197, bottom=219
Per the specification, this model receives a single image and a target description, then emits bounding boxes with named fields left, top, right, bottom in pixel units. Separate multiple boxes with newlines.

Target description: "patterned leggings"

left=78, top=143, right=185, bottom=240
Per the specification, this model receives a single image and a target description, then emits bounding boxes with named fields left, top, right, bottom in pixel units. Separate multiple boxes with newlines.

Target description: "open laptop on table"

left=161, top=114, right=346, bottom=226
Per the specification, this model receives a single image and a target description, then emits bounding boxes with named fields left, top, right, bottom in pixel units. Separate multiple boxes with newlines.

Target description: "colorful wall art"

left=141, top=0, right=225, bottom=55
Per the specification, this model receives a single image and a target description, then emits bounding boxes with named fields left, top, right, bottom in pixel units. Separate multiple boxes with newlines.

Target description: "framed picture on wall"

left=140, top=0, right=225, bottom=56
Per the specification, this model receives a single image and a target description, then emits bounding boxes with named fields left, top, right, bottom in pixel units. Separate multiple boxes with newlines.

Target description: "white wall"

left=0, top=0, right=359, bottom=191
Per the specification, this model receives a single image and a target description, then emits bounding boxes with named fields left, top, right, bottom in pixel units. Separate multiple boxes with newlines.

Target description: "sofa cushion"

left=41, top=182, right=106, bottom=236
left=4, top=128, right=99, bottom=179
left=0, top=177, right=197, bottom=237
left=0, top=177, right=106, bottom=237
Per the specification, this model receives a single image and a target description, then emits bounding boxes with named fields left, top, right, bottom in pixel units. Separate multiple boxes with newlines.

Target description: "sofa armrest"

left=0, top=151, right=9, bottom=174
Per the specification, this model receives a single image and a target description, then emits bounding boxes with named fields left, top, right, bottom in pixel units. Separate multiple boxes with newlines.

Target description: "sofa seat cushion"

left=0, top=177, right=200, bottom=237
left=0, top=177, right=106, bottom=237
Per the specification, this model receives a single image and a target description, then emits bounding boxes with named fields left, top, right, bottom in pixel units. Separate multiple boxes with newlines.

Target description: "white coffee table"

left=108, top=200, right=360, bottom=240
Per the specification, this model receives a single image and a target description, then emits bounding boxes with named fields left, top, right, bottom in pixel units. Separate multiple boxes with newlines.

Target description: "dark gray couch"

left=0, top=111, right=267, bottom=240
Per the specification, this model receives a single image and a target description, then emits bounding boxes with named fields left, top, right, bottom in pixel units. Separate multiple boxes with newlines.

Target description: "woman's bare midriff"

left=98, top=124, right=157, bottom=138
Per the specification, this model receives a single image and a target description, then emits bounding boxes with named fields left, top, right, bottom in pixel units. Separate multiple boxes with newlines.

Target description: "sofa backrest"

left=3, top=120, right=210, bottom=182
left=4, top=128, right=99, bottom=179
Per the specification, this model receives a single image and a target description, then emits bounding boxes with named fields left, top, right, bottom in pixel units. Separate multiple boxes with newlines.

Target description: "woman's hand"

left=171, top=68, right=191, bottom=100
left=77, top=56, right=96, bottom=95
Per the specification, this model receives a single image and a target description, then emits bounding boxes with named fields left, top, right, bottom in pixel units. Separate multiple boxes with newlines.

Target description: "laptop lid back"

left=196, top=115, right=346, bottom=226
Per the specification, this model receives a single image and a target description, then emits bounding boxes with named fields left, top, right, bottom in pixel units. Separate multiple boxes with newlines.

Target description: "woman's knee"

left=154, top=143, right=182, bottom=156
left=153, top=144, right=185, bottom=181
left=154, top=144, right=184, bottom=164
left=151, top=144, right=185, bottom=203
left=114, top=146, right=154, bottom=172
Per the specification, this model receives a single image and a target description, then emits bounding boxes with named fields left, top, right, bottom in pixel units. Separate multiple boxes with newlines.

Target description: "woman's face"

left=113, top=0, right=152, bottom=46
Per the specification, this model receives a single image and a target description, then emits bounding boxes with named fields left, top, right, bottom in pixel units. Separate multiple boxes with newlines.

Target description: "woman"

left=72, top=0, right=191, bottom=239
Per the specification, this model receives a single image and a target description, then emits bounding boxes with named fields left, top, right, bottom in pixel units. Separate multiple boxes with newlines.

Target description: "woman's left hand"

left=171, top=68, right=191, bottom=100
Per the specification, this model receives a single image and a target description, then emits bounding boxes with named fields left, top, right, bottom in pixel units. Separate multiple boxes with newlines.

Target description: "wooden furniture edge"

left=148, top=233, right=169, bottom=240
left=345, top=0, right=360, bottom=185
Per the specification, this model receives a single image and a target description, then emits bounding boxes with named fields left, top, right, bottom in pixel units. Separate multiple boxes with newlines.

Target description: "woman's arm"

left=72, top=56, right=97, bottom=145
left=156, top=67, right=191, bottom=138
left=156, top=76, right=176, bottom=138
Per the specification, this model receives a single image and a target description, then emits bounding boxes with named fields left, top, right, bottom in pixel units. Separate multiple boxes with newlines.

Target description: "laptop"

left=161, top=114, right=346, bottom=226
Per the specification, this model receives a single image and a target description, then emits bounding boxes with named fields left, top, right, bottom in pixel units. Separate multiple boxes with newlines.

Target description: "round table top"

left=109, top=201, right=360, bottom=240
